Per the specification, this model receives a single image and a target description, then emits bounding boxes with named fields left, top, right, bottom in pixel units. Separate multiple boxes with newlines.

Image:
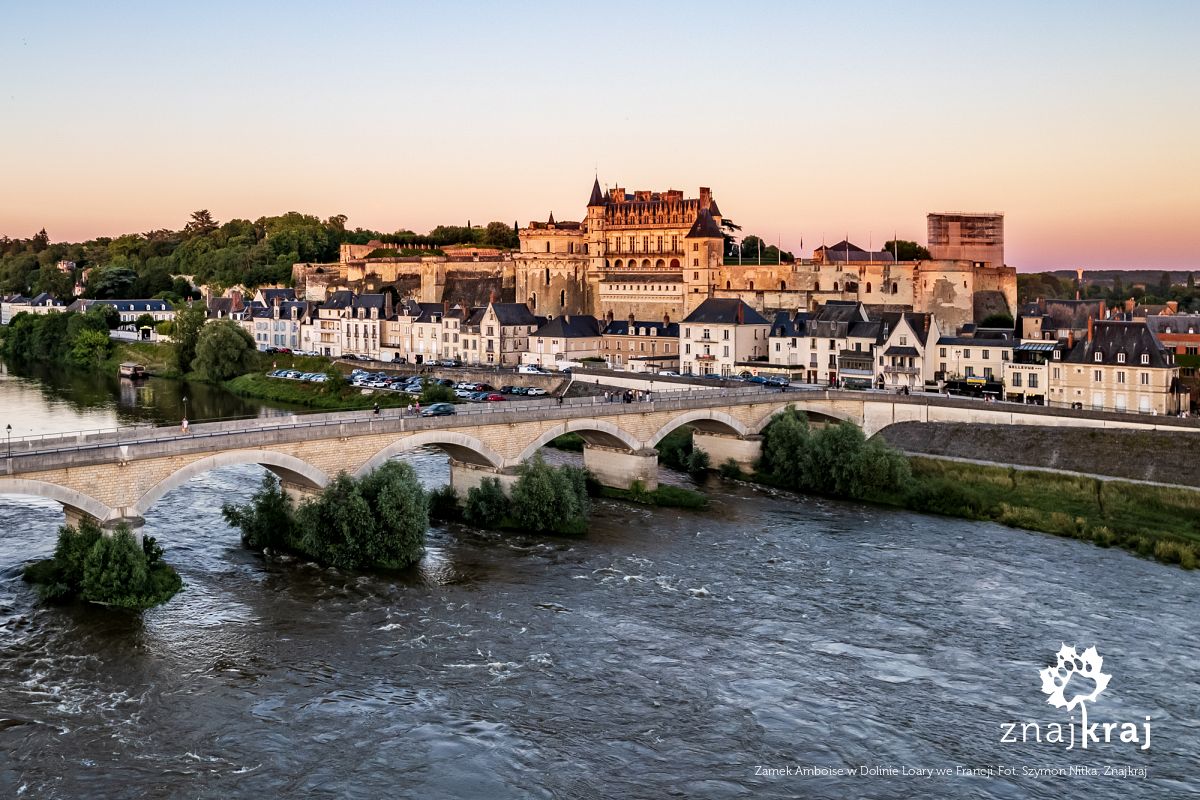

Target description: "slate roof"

left=489, top=302, right=540, bottom=326
left=588, top=177, right=605, bottom=207
left=937, top=335, right=1014, bottom=347
left=1063, top=321, right=1174, bottom=368
left=879, top=311, right=934, bottom=345
left=685, top=209, right=723, bottom=239
left=1146, top=315, right=1200, bottom=336
left=816, top=240, right=895, bottom=262
left=602, top=320, right=680, bottom=338
left=84, top=299, right=171, bottom=313
left=260, top=288, right=297, bottom=304
left=884, top=346, right=920, bottom=357
left=681, top=298, right=769, bottom=325
left=323, top=290, right=355, bottom=309
left=769, top=311, right=807, bottom=338
left=534, top=314, right=602, bottom=339
left=28, top=292, right=64, bottom=306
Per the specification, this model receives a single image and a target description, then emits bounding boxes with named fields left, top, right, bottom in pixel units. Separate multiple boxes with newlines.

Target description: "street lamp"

left=5, top=424, right=10, bottom=458
left=182, top=395, right=189, bottom=425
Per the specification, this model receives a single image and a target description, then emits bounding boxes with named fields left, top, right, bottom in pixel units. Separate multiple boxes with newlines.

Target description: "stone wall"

left=877, top=421, right=1200, bottom=487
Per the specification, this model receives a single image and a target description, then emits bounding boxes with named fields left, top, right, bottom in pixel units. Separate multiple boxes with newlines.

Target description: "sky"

left=1, top=1, right=1197, bottom=271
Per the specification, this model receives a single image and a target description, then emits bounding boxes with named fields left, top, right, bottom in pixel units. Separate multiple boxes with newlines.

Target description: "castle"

left=293, top=178, right=1016, bottom=333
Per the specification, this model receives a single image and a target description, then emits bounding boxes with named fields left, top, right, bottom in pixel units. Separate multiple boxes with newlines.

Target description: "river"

left=1, top=362, right=1196, bottom=799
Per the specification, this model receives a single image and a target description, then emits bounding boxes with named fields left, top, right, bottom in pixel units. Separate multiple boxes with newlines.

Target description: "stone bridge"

left=3, top=387, right=1196, bottom=534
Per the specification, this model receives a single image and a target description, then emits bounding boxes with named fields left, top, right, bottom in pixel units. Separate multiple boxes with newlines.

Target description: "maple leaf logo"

left=1039, top=644, right=1111, bottom=712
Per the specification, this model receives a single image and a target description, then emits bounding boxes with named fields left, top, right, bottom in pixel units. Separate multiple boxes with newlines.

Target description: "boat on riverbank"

left=118, top=362, right=147, bottom=379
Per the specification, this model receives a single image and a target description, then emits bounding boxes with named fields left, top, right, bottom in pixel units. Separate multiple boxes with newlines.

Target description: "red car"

left=484, top=393, right=506, bottom=401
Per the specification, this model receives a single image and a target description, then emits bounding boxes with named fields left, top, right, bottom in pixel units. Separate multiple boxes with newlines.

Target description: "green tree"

left=483, top=221, right=518, bottom=248
left=295, top=473, right=376, bottom=569
left=192, top=319, right=257, bottom=380
left=509, top=457, right=588, bottom=534
left=183, top=209, right=219, bottom=238
left=81, top=526, right=150, bottom=608
left=419, top=382, right=454, bottom=404
left=463, top=477, right=511, bottom=527
left=134, top=313, right=156, bottom=330
left=882, top=240, right=932, bottom=261
left=172, top=300, right=208, bottom=373
left=222, top=473, right=297, bottom=551
left=759, top=410, right=811, bottom=488
left=357, top=461, right=428, bottom=567
left=86, top=302, right=121, bottom=330
left=68, top=329, right=111, bottom=365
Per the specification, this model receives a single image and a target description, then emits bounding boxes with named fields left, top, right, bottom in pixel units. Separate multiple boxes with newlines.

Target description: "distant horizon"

left=2, top=1, right=1197, bottom=270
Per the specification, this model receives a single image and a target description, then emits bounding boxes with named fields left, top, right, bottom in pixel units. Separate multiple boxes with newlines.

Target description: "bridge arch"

left=647, top=409, right=750, bottom=446
left=514, top=418, right=642, bottom=465
left=749, top=402, right=859, bottom=435
left=132, top=450, right=331, bottom=517
left=357, top=430, right=504, bottom=476
left=0, top=478, right=114, bottom=523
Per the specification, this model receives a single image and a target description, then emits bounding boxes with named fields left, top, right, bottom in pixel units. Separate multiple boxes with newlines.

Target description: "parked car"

left=468, top=391, right=489, bottom=401
left=525, top=387, right=546, bottom=396
left=518, top=365, right=547, bottom=374
left=500, top=386, right=516, bottom=394
left=455, top=381, right=475, bottom=390
left=438, top=359, right=458, bottom=367
left=746, top=375, right=769, bottom=384
left=454, top=388, right=475, bottom=398
left=438, top=378, right=455, bottom=387
left=474, top=383, right=494, bottom=392
left=311, top=374, right=328, bottom=383
left=659, top=371, right=679, bottom=376
left=484, top=393, right=506, bottom=401
left=421, top=402, right=456, bottom=417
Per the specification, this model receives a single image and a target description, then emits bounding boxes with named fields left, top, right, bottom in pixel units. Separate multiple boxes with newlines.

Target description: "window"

left=1012, top=373, right=1022, bottom=387
left=982, top=350, right=990, bottom=360
left=1117, top=371, right=1126, bottom=384
left=723, top=346, right=729, bottom=357
left=900, top=336, right=908, bottom=346
left=723, top=330, right=730, bottom=340
left=1053, top=350, right=1061, bottom=360
left=1094, top=352, right=1102, bottom=362
left=1141, top=354, right=1150, bottom=364
left=984, top=367, right=993, bottom=379
left=685, top=343, right=691, bottom=354
left=1052, top=367, right=1061, bottom=380
left=940, top=347, right=947, bottom=357
left=1140, top=372, right=1150, bottom=385
left=692, top=243, right=698, bottom=251
left=1029, top=373, right=1038, bottom=388
left=1093, top=369, right=1102, bottom=382
left=1117, top=352, right=1126, bottom=364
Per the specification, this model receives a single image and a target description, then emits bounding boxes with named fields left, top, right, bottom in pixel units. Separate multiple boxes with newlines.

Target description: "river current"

left=0, top=364, right=1197, bottom=799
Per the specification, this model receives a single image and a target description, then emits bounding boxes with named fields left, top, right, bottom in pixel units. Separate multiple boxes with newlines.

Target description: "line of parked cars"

left=670, top=371, right=790, bottom=387
left=266, top=369, right=328, bottom=383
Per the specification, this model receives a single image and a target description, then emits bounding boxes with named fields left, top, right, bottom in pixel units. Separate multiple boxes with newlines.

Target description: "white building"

left=680, top=298, right=770, bottom=376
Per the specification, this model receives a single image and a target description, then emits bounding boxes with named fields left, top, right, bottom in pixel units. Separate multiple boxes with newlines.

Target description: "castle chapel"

left=514, top=178, right=727, bottom=321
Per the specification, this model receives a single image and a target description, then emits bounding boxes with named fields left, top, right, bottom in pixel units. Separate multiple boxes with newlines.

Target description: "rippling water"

left=1, top=367, right=1197, bottom=798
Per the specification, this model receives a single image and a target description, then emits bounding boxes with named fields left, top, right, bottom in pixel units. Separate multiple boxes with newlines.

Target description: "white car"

left=525, top=387, right=547, bottom=396
left=518, top=365, right=547, bottom=374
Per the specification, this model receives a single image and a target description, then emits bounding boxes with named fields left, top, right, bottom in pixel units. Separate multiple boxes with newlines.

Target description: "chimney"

left=628, top=312, right=636, bottom=328
left=923, top=315, right=929, bottom=334
left=489, top=289, right=497, bottom=305
left=662, top=312, right=670, bottom=327
left=1087, top=315, right=1094, bottom=343
left=605, top=309, right=613, bottom=324
left=443, top=300, right=450, bottom=317
left=736, top=302, right=744, bottom=324
left=564, top=312, right=571, bottom=325
left=1168, top=300, right=1179, bottom=313
left=699, top=187, right=712, bottom=211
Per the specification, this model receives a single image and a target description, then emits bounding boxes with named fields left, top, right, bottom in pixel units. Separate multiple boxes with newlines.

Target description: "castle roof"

left=1064, top=321, right=1173, bottom=368
left=588, top=177, right=605, bottom=207
left=534, top=314, right=602, bottom=339
left=685, top=209, right=723, bottom=239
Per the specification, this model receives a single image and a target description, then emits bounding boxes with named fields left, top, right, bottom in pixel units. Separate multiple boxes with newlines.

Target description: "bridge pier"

left=582, top=445, right=658, bottom=491
left=692, top=432, right=763, bottom=473
left=449, top=460, right=521, bottom=497
left=280, top=481, right=321, bottom=507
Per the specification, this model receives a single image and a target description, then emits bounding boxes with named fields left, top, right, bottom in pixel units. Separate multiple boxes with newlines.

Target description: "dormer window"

left=1117, top=353, right=1125, bottom=363
left=1053, top=350, right=1061, bottom=360
left=1094, top=352, right=1102, bottom=362
left=1141, top=354, right=1150, bottom=365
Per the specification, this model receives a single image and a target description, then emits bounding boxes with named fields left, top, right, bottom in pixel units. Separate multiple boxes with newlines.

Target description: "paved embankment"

left=877, top=421, right=1200, bottom=488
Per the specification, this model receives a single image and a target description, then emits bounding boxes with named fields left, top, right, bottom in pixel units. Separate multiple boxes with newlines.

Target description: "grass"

left=590, top=480, right=710, bottom=510
left=224, top=373, right=413, bottom=411
left=868, top=457, right=1200, bottom=568
left=547, top=433, right=585, bottom=452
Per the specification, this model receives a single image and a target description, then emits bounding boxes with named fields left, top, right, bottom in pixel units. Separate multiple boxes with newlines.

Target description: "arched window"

left=670, top=258, right=680, bottom=268
left=559, top=289, right=566, bottom=307
left=833, top=282, right=839, bottom=292
left=615, top=259, right=623, bottom=268
left=545, top=268, right=550, bottom=286
left=814, top=281, right=820, bottom=291
left=780, top=281, right=787, bottom=291
left=655, top=259, right=665, bottom=268
left=545, top=242, right=550, bottom=253
left=530, top=292, right=537, bottom=309
left=866, top=282, right=871, bottom=293
left=642, top=259, right=651, bottom=269
left=726, top=281, right=732, bottom=290
left=749, top=281, right=755, bottom=290
left=892, top=282, right=898, bottom=294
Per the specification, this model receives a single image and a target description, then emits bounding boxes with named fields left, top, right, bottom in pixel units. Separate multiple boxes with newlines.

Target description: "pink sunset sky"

left=1, top=1, right=1197, bottom=271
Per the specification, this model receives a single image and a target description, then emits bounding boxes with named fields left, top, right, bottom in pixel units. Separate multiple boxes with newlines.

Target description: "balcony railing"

left=883, top=365, right=919, bottom=375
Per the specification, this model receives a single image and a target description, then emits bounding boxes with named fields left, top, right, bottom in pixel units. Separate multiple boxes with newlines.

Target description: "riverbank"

left=224, top=373, right=413, bottom=411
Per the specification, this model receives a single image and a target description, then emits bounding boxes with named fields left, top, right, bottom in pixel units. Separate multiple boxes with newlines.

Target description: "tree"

left=295, top=473, right=376, bottom=569
left=172, top=300, right=208, bottom=373
left=85, top=302, right=121, bottom=330
left=85, top=265, right=137, bottom=298
left=192, top=319, right=256, bottom=380
left=183, top=209, right=219, bottom=238
left=357, top=461, right=428, bottom=567
left=509, top=457, right=589, bottom=534
left=882, top=240, right=932, bottom=261
left=69, top=329, right=112, bottom=365
left=464, top=477, right=510, bottom=527
left=134, top=313, right=156, bottom=330
left=222, top=473, right=297, bottom=551
left=482, top=221, right=518, bottom=249
left=81, top=526, right=150, bottom=608
left=1158, top=272, right=1173, bottom=298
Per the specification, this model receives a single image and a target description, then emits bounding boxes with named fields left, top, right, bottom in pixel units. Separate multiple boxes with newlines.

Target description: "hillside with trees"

left=0, top=212, right=520, bottom=301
